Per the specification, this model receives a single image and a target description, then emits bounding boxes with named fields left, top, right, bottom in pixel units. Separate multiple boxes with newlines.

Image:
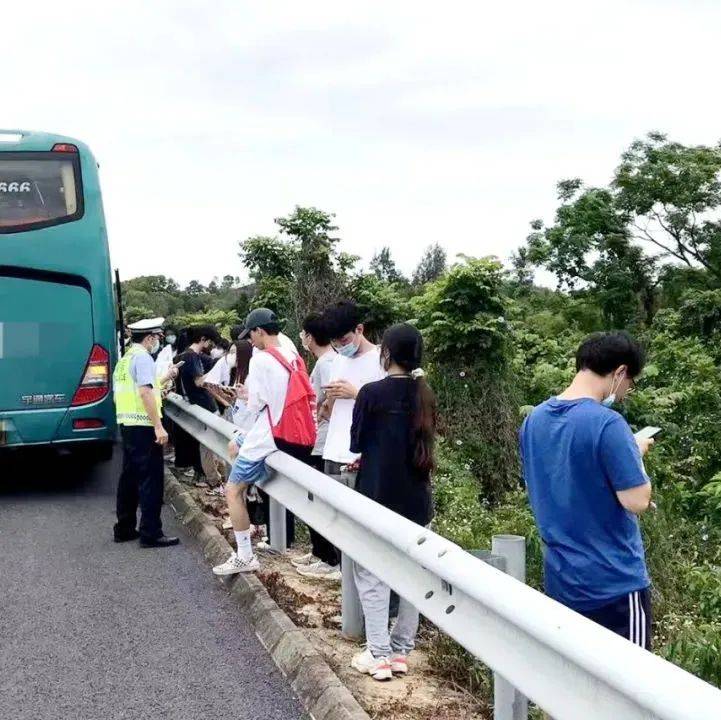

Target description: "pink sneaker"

left=390, top=655, right=408, bottom=675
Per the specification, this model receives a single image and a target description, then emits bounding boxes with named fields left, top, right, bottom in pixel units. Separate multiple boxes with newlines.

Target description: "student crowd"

left=115, top=301, right=656, bottom=683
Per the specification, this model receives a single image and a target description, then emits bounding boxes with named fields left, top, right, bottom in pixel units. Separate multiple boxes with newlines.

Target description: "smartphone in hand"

left=635, top=426, right=661, bottom=440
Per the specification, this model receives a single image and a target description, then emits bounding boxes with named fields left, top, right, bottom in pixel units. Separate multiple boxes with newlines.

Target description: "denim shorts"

left=227, top=455, right=268, bottom=486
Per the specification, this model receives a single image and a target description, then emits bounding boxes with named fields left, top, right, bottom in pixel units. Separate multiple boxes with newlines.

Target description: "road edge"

left=164, top=469, right=370, bottom=720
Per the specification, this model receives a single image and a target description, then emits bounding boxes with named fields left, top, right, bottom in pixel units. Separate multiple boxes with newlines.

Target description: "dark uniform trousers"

left=115, top=425, right=165, bottom=541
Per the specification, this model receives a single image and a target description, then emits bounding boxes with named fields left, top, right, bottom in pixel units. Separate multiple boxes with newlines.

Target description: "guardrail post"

left=492, top=535, right=528, bottom=720
left=338, top=469, right=364, bottom=640
left=268, top=496, right=287, bottom=553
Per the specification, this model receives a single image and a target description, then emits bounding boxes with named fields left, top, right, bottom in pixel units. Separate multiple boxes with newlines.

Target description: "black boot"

left=139, top=535, right=180, bottom=548
left=114, top=527, right=140, bottom=543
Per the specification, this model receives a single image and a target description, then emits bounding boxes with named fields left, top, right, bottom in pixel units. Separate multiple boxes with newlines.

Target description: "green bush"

left=413, top=257, right=510, bottom=367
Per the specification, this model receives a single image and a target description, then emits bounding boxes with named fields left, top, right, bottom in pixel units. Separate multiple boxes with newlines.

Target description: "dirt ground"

left=179, top=478, right=486, bottom=720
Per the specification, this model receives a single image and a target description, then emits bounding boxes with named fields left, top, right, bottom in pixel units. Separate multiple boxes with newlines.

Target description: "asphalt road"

left=0, top=446, right=306, bottom=720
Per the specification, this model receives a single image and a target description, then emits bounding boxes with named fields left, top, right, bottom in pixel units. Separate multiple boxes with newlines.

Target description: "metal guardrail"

left=165, top=393, right=721, bottom=720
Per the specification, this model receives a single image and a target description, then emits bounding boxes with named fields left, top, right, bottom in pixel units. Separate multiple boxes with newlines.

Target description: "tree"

left=349, top=274, right=407, bottom=342
left=509, top=246, right=535, bottom=288
left=525, top=180, right=657, bottom=327
left=615, top=133, right=721, bottom=281
left=239, top=235, right=296, bottom=281
left=185, top=280, right=207, bottom=296
left=276, top=206, right=339, bottom=274
left=412, top=256, right=518, bottom=500
left=413, top=257, right=509, bottom=366
left=125, top=305, right=157, bottom=324
left=412, top=244, right=447, bottom=286
left=251, top=277, right=294, bottom=319
left=523, top=133, right=721, bottom=327
left=276, top=206, right=348, bottom=327
left=370, top=247, right=405, bottom=284
left=173, top=309, right=240, bottom=336
left=221, top=275, right=239, bottom=290
left=122, top=275, right=179, bottom=295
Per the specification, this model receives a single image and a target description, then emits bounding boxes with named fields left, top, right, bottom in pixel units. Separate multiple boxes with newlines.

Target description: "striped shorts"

left=579, top=588, right=652, bottom=650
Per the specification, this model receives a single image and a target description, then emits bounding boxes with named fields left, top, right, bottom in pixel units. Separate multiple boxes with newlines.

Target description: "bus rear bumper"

left=0, top=396, right=116, bottom=449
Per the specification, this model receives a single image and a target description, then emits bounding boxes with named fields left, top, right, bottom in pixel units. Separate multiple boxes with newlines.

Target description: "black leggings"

left=263, top=440, right=314, bottom=549
left=305, top=455, right=340, bottom=566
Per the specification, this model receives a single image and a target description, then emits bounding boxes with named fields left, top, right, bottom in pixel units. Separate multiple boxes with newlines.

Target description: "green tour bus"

left=0, top=130, right=117, bottom=459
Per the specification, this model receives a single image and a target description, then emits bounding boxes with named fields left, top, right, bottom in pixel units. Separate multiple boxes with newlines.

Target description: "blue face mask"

left=335, top=338, right=360, bottom=358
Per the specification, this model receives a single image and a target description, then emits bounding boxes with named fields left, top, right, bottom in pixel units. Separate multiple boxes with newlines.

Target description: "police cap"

left=128, top=317, right=165, bottom=336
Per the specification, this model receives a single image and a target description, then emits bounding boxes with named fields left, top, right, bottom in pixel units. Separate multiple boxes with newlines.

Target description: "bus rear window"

left=0, top=155, right=82, bottom=232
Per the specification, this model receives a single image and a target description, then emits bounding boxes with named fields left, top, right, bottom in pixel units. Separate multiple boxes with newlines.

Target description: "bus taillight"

left=51, top=143, right=78, bottom=153
left=71, top=345, right=110, bottom=406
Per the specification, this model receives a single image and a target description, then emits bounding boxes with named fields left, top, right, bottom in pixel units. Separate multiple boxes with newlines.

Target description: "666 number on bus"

left=0, top=182, right=32, bottom=192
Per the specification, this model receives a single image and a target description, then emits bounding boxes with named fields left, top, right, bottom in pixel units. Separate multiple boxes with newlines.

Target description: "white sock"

left=234, top=529, right=253, bottom=561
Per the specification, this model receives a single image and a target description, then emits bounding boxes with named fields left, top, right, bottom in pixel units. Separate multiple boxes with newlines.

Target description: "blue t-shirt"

left=129, top=348, right=156, bottom=387
left=520, top=397, right=650, bottom=611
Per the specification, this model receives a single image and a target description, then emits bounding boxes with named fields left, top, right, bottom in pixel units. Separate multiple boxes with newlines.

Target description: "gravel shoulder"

left=182, top=473, right=486, bottom=720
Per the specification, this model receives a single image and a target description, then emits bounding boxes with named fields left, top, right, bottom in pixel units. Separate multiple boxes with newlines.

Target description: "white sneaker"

left=296, top=560, right=342, bottom=581
left=390, top=654, right=408, bottom=675
left=290, top=552, right=318, bottom=568
left=212, top=552, right=260, bottom=576
left=351, top=648, right=393, bottom=681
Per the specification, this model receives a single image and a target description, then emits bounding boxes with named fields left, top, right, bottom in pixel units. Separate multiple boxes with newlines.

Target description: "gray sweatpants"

left=353, top=562, right=419, bottom=659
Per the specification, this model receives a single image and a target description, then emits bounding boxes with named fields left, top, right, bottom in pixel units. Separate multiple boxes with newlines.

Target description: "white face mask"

left=210, top=348, right=225, bottom=359
left=227, top=351, right=237, bottom=369
left=601, top=373, right=624, bottom=408
left=333, top=331, right=361, bottom=358
left=165, top=335, right=176, bottom=346
left=150, top=338, right=161, bottom=355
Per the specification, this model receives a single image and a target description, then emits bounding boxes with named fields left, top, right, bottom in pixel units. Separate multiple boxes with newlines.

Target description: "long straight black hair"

left=380, top=323, right=437, bottom=474
left=232, top=339, right=253, bottom=386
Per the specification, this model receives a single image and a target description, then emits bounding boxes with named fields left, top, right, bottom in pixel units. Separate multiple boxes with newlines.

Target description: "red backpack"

left=264, top=347, right=317, bottom=449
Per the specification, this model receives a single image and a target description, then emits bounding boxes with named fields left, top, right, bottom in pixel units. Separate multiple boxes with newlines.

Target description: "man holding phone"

left=520, top=331, right=655, bottom=648
left=321, top=301, right=386, bottom=478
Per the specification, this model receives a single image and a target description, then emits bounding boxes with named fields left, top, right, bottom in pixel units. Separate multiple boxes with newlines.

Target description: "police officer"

left=113, top=317, right=180, bottom=547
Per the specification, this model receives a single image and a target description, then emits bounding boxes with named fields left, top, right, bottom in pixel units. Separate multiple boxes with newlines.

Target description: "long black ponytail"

left=380, top=324, right=437, bottom=474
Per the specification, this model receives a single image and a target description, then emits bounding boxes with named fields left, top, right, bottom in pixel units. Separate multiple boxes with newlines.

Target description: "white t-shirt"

left=231, top=398, right=256, bottom=432
left=322, top=346, right=385, bottom=464
left=251, top=332, right=298, bottom=358
left=309, top=349, right=337, bottom=456
left=204, top=353, right=232, bottom=386
left=238, top=345, right=295, bottom=462
left=154, top=344, right=174, bottom=379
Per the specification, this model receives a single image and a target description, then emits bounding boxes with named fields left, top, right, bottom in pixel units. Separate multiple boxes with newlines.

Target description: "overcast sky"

left=5, top=1, right=721, bottom=286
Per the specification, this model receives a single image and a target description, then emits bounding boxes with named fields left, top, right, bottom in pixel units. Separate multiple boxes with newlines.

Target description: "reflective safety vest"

left=113, top=344, right=162, bottom=426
